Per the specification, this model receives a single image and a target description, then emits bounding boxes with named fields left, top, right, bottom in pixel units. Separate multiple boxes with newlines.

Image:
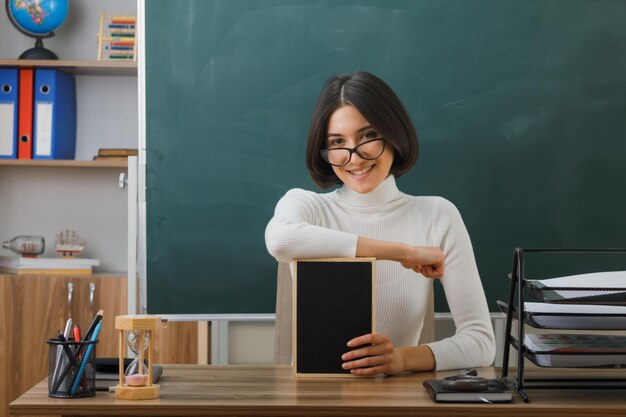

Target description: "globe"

left=5, top=0, right=69, bottom=59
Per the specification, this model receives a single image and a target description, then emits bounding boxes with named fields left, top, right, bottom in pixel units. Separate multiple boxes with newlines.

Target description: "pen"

left=63, top=318, right=73, bottom=339
left=73, top=324, right=87, bottom=391
left=56, top=331, right=77, bottom=367
left=82, top=309, right=103, bottom=342
left=70, top=322, right=102, bottom=395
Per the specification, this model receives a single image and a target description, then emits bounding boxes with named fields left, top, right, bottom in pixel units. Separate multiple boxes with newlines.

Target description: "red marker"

left=73, top=324, right=87, bottom=391
left=73, top=324, right=81, bottom=342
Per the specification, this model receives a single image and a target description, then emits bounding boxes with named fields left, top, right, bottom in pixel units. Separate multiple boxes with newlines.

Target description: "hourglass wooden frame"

left=115, top=315, right=161, bottom=400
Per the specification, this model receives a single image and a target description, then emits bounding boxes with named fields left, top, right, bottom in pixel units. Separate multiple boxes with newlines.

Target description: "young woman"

left=265, top=71, right=495, bottom=375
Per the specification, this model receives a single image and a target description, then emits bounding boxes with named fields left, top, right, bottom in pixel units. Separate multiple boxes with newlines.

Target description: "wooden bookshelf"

left=0, top=159, right=128, bottom=168
left=0, top=59, right=137, bottom=76
left=0, top=60, right=136, bottom=167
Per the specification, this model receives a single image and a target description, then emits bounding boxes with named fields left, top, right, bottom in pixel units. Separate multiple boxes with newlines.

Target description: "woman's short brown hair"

left=306, top=71, right=419, bottom=188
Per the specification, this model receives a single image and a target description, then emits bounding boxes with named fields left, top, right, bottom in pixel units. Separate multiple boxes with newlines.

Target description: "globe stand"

left=19, top=37, right=59, bottom=60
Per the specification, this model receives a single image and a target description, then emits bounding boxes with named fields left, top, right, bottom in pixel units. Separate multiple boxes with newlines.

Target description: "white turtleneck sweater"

left=265, top=175, right=495, bottom=371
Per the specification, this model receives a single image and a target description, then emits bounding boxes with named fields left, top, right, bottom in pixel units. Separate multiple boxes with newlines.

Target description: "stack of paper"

left=524, top=302, right=626, bottom=329
left=537, top=270, right=626, bottom=286
left=0, top=256, right=100, bottom=275
left=525, top=333, right=626, bottom=367
left=531, top=271, right=626, bottom=304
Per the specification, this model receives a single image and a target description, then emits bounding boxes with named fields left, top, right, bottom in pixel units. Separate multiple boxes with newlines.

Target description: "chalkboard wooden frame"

left=293, top=258, right=376, bottom=377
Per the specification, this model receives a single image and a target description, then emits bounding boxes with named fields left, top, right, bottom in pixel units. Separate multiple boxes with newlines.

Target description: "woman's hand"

left=342, top=334, right=437, bottom=375
left=341, top=333, right=404, bottom=376
left=399, top=246, right=445, bottom=278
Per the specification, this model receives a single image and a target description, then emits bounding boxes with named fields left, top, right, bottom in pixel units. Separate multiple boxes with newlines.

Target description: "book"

left=93, top=156, right=130, bottom=161
left=0, top=256, right=100, bottom=275
left=423, top=379, right=512, bottom=403
left=97, top=148, right=138, bottom=157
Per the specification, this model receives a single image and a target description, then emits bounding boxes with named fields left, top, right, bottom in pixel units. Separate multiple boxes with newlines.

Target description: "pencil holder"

left=47, top=338, right=98, bottom=398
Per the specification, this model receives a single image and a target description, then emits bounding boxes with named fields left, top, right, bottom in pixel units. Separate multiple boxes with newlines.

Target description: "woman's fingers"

left=342, top=353, right=392, bottom=372
left=342, top=333, right=396, bottom=375
left=346, top=333, right=387, bottom=348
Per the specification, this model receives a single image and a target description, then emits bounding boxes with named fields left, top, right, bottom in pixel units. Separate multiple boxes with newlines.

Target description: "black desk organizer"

left=499, top=248, right=626, bottom=402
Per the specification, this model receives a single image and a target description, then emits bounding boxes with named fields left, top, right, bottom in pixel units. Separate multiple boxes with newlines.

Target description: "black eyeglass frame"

left=320, top=138, right=386, bottom=167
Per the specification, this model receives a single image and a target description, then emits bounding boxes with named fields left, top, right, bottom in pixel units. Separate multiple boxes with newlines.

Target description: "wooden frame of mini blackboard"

left=292, top=257, right=376, bottom=377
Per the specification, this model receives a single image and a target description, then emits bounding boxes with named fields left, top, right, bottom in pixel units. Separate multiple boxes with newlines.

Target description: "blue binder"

left=33, top=69, right=77, bottom=159
left=0, top=68, right=18, bottom=159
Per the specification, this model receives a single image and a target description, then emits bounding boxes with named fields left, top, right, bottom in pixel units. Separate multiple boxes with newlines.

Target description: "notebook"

left=423, top=379, right=512, bottom=403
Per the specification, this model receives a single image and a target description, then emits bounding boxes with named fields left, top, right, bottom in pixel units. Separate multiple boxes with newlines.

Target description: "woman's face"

left=325, top=105, right=394, bottom=194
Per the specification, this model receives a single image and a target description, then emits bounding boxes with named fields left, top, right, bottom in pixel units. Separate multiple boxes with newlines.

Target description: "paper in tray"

left=524, top=334, right=626, bottom=368
left=528, top=271, right=626, bottom=305
left=522, top=302, right=626, bottom=330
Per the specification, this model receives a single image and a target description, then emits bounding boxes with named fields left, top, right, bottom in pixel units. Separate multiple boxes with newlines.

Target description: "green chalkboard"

left=145, top=0, right=626, bottom=315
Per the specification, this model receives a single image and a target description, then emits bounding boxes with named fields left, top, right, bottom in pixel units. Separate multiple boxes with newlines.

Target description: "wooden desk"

left=9, top=365, right=626, bottom=417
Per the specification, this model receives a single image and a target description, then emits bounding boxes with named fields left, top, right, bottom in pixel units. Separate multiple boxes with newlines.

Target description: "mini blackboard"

left=293, top=258, right=376, bottom=376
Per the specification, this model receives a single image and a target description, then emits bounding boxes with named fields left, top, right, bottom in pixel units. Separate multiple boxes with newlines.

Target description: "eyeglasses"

left=320, top=138, right=386, bottom=167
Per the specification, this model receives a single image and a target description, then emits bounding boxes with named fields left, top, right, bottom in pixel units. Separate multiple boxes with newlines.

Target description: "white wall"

left=224, top=314, right=508, bottom=366
left=0, top=0, right=138, bottom=272
left=228, top=321, right=276, bottom=365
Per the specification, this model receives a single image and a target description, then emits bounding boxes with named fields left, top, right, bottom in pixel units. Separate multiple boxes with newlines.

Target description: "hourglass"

left=115, top=315, right=161, bottom=400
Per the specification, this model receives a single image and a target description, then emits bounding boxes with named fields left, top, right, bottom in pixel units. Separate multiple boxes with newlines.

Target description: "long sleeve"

left=265, top=188, right=358, bottom=263
left=266, top=178, right=495, bottom=371
left=424, top=199, right=496, bottom=370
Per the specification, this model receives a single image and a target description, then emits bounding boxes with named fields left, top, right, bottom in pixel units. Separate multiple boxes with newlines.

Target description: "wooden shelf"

left=0, top=272, right=126, bottom=278
left=0, top=159, right=128, bottom=168
left=0, top=59, right=137, bottom=76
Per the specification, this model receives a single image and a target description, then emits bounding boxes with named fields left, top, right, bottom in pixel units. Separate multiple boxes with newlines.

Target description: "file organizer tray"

left=525, top=350, right=626, bottom=368
left=499, top=248, right=626, bottom=402
left=497, top=301, right=626, bottom=330
left=527, top=281, right=626, bottom=305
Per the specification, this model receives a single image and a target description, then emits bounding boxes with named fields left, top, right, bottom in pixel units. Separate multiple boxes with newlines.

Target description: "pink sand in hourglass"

left=125, top=374, right=149, bottom=387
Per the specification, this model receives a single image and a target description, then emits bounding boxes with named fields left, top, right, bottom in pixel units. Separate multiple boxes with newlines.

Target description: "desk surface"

left=9, top=365, right=626, bottom=417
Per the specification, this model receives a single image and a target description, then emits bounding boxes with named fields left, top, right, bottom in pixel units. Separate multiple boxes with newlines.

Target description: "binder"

left=33, top=69, right=77, bottom=160
left=0, top=68, right=18, bottom=159
left=18, top=68, right=34, bottom=159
